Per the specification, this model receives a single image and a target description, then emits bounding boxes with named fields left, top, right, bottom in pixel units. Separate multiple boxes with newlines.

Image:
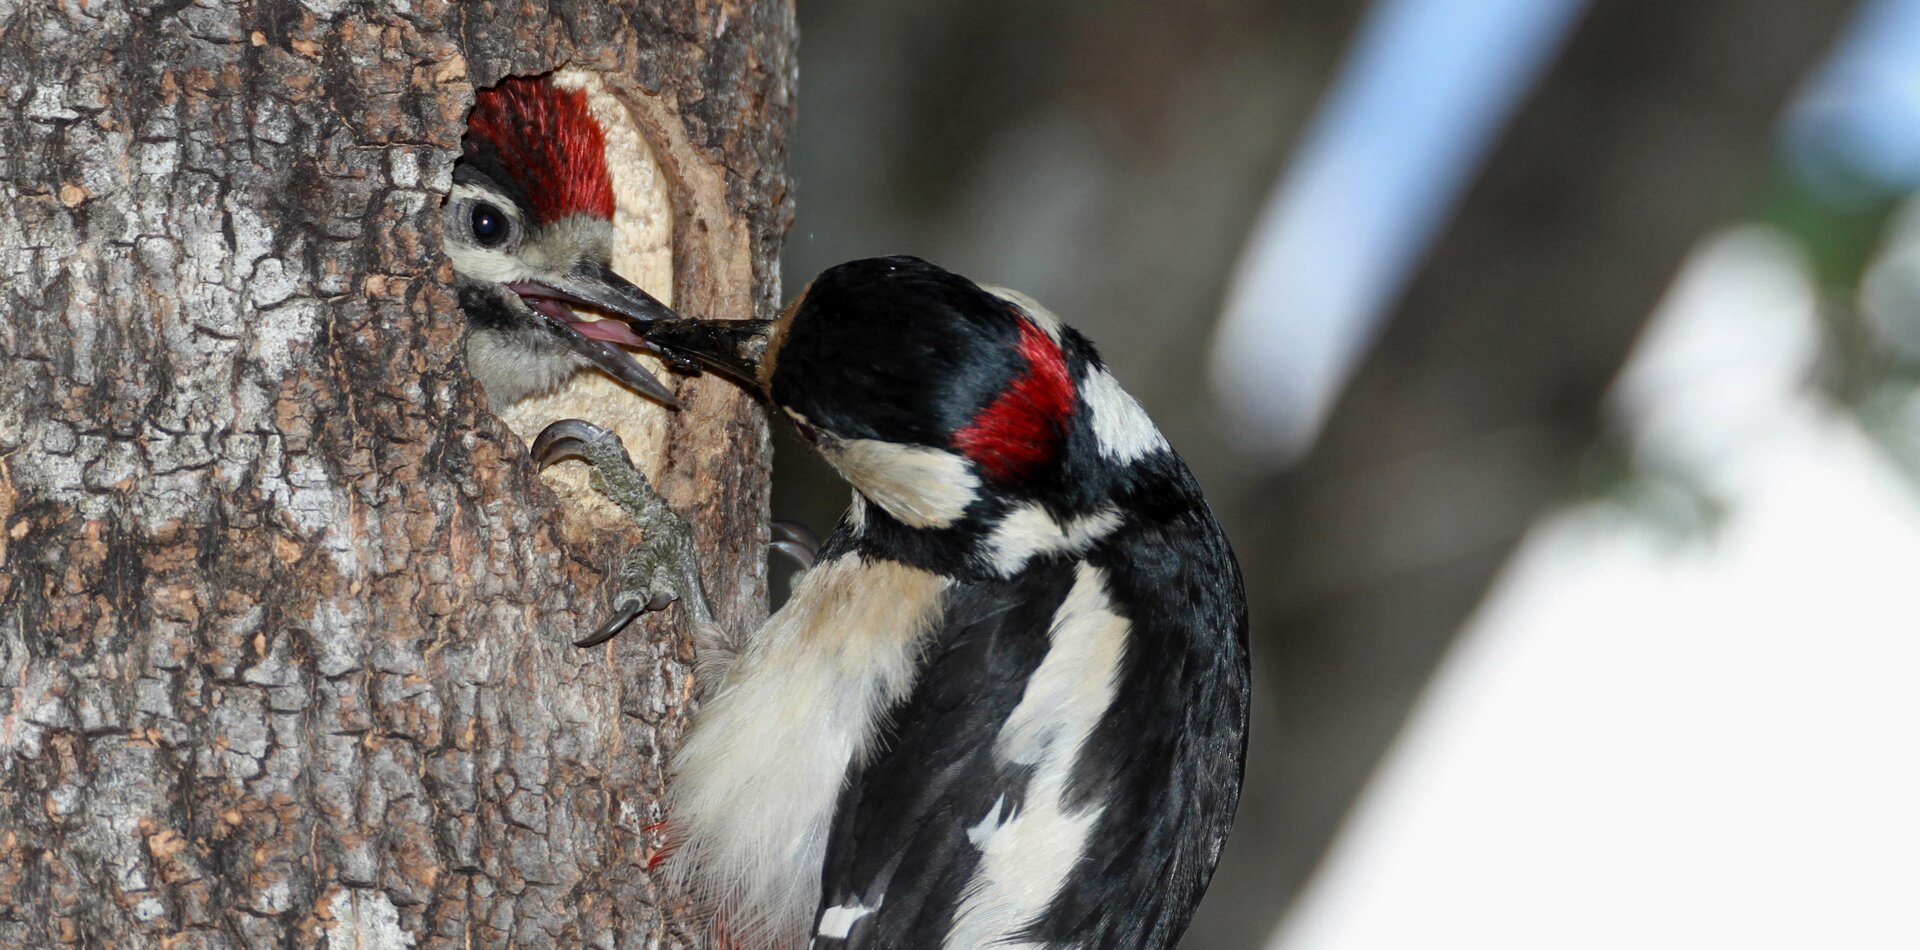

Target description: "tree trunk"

left=1201, top=1, right=1855, bottom=946
left=0, top=2, right=792, bottom=946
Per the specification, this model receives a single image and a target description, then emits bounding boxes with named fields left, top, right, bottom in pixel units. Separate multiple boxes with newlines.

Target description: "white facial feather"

left=444, top=183, right=614, bottom=285
left=820, top=438, right=979, bottom=529
left=667, top=556, right=949, bottom=948
left=444, top=183, right=536, bottom=284
left=945, top=561, right=1127, bottom=949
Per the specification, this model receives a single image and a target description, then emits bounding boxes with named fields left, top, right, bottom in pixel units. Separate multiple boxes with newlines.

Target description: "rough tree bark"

left=1199, top=2, right=1856, bottom=947
left=0, top=1, right=792, bottom=946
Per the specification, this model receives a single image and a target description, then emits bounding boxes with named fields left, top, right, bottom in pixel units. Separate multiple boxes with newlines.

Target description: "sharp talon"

left=535, top=418, right=707, bottom=648
left=772, top=519, right=820, bottom=551
left=574, top=598, right=646, bottom=648
left=770, top=539, right=815, bottom=571
left=531, top=419, right=627, bottom=468
left=770, top=519, right=820, bottom=570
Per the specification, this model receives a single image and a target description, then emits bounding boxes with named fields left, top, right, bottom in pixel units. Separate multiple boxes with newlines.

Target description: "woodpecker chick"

left=449, top=75, right=678, bottom=408
left=619, top=256, right=1251, bottom=949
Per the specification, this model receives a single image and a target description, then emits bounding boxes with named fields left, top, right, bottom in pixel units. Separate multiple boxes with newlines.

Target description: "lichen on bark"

left=0, top=1, right=793, bottom=946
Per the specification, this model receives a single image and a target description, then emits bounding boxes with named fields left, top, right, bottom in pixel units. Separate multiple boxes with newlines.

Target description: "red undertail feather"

left=468, top=75, right=615, bottom=225
left=953, top=312, right=1075, bottom=481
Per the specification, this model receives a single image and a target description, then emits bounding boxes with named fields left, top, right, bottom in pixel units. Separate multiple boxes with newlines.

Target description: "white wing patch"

left=967, top=794, right=1012, bottom=848
left=669, top=557, right=948, bottom=948
left=982, top=503, right=1122, bottom=577
left=816, top=902, right=876, bottom=941
left=945, top=562, right=1127, bottom=949
left=1080, top=368, right=1169, bottom=464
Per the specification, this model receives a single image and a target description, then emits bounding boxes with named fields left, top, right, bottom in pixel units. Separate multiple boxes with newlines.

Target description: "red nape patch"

left=953, top=316, right=1075, bottom=481
left=467, top=76, right=615, bottom=225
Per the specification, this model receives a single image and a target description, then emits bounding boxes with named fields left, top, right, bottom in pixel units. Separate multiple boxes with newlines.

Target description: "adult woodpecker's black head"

left=648, top=256, right=1168, bottom=565
left=448, top=75, right=678, bottom=408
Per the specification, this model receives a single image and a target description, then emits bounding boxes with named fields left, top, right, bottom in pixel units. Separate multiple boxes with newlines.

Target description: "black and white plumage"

left=650, top=257, right=1250, bottom=949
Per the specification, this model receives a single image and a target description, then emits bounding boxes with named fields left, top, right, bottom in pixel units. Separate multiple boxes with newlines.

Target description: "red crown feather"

left=467, top=76, right=616, bottom=225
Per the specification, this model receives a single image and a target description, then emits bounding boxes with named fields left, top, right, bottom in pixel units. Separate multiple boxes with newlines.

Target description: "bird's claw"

left=770, top=519, right=820, bottom=571
left=531, top=418, right=630, bottom=469
left=531, top=418, right=714, bottom=648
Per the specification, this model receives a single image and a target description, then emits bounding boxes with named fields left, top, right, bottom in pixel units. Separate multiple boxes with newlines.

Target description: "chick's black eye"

left=470, top=202, right=508, bottom=247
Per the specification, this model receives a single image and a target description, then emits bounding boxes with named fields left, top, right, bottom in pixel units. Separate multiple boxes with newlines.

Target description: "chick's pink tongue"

left=568, top=316, right=648, bottom=347
left=525, top=295, right=649, bottom=348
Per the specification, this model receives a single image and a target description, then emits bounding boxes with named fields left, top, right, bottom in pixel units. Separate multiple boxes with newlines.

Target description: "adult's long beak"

left=641, top=318, right=774, bottom=392
left=509, top=260, right=684, bottom=408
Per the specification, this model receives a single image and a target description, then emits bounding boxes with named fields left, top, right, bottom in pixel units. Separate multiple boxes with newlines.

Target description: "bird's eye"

left=470, top=202, right=509, bottom=247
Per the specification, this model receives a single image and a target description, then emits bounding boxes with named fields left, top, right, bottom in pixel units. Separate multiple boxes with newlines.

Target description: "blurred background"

left=772, top=0, right=1920, bottom=946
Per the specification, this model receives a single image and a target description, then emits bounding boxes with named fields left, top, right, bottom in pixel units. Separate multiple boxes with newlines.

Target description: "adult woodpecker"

left=540, top=257, right=1250, bottom=948
left=447, top=74, right=679, bottom=408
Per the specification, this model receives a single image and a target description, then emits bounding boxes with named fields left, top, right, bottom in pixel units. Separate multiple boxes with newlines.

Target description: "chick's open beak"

left=508, top=260, right=684, bottom=408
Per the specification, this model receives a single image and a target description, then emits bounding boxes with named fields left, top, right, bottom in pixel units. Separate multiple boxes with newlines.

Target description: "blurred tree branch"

left=1195, top=2, right=1857, bottom=946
